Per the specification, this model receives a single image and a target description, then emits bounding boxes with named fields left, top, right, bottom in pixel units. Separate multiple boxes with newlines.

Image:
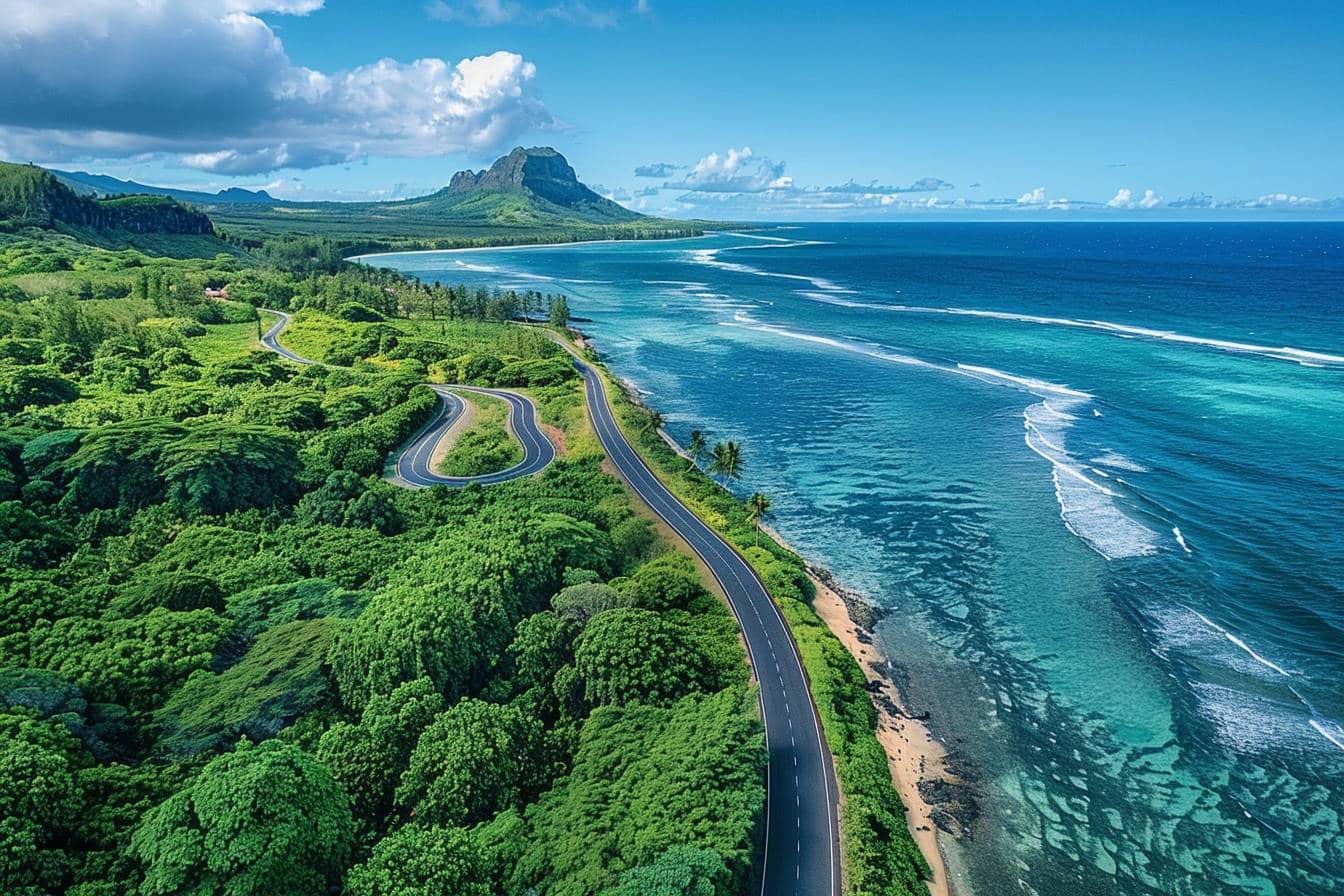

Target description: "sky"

left=1, top=0, right=1342, bottom=219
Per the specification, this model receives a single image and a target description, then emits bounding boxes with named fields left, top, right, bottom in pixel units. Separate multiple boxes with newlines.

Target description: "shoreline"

left=760, top=524, right=961, bottom=896
left=571, top=324, right=966, bottom=895
left=347, top=231, right=715, bottom=262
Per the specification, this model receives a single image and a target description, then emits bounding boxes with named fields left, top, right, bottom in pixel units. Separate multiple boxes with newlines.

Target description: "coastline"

left=569, top=324, right=964, bottom=895
left=760, top=524, right=960, bottom=896
left=347, top=232, right=714, bottom=263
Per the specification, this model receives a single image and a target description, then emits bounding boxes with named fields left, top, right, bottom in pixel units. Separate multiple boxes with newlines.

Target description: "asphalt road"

left=259, top=309, right=554, bottom=487
left=394, top=384, right=555, bottom=487
left=561, top=345, right=842, bottom=896
left=262, top=309, right=841, bottom=894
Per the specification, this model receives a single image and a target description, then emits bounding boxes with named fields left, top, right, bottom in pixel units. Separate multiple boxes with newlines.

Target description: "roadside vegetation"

left=0, top=220, right=766, bottom=895
left=558, top=332, right=932, bottom=896
left=3, top=158, right=928, bottom=896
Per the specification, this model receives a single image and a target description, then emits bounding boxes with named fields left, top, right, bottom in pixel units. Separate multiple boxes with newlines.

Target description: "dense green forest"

left=1, top=169, right=928, bottom=895
left=0, top=227, right=767, bottom=895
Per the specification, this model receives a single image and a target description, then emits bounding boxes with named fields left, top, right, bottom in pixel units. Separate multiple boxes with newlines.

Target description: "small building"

left=204, top=286, right=229, bottom=299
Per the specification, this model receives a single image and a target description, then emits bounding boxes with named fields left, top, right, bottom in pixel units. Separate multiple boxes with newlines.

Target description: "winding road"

left=261, top=310, right=555, bottom=487
left=260, top=309, right=842, bottom=896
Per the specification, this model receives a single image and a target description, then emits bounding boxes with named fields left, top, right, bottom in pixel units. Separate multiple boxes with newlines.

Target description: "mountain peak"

left=445, top=147, right=637, bottom=220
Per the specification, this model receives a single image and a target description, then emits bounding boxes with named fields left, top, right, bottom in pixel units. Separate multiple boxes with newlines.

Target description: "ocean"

left=372, top=223, right=1344, bottom=896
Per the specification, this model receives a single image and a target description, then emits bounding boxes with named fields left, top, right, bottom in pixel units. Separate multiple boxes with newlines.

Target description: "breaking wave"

left=721, top=317, right=1160, bottom=560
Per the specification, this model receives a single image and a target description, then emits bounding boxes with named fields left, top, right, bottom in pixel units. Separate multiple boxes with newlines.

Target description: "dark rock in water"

left=919, top=775, right=981, bottom=839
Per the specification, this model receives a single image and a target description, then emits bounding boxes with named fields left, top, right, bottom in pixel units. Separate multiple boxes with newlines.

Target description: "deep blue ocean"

left=372, top=223, right=1344, bottom=896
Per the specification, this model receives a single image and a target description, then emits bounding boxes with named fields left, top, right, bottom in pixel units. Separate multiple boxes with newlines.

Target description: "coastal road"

left=259, top=309, right=555, bottom=486
left=558, top=340, right=842, bottom=896
left=263, top=308, right=841, bottom=894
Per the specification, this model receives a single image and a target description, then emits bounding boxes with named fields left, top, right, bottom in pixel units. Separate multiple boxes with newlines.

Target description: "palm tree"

left=686, top=430, right=706, bottom=470
left=746, top=492, right=772, bottom=546
left=643, top=409, right=665, bottom=437
left=709, top=440, right=743, bottom=486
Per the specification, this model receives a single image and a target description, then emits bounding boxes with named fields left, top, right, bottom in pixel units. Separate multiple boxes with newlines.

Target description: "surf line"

left=720, top=315, right=1162, bottom=561
left=799, top=295, right=1344, bottom=368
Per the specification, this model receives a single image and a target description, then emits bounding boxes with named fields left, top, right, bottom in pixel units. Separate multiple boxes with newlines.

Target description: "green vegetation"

left=0, top=146, right=927, bottom=896
left=437, top=391, right=523, bottom=477
left=203, top=147, right=714, bottom=250
left=557, top=332, right=931, bottom=896
left=0, top=161, right=226, bottom=258
left=0, top=215, right=765, bottom=896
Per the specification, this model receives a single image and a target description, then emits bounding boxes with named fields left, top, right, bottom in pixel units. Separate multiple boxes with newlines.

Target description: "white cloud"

left=1107, top=187, right=1163, bottom=209
left=1017, top=186, right=1047, bottom=205
left=1106, top=188, right=1134, bottom=208
left=0, top=1, right=554, bottom=174
left=676, top=146, right=788, bottom=193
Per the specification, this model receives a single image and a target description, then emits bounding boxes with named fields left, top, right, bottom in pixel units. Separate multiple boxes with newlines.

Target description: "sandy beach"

left=784, top=537, right=958, bottom=896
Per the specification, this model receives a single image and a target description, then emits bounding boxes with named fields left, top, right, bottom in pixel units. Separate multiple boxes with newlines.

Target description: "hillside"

left=0, top=162, right=229, bottom=257
left=205, top=147, right=710, bottom=247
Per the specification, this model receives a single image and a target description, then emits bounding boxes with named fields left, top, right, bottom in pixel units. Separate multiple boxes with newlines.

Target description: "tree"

left=317, top=678, right=443, bottom=827
left=344, top=826, right=488, bottom=896
left=129, top=739, right=354, bottom=896
left=686, top=430, right=706, bottom=471
left=601, top=846, right=731, bottom=896
left=0, top=708, right=84, bottom=896
left=551, top=582, right=630, bottom=626
left=746, top=492, right=772, bottom=547
left=643, top=409, right=665, bottom=436
left=614, top=554, right=708, bottom=612
left=548, top=294, right=570, bottom=329
left=396, top=698, right=545, bottom=827
left=574, top=608, right=708, bottom=706
left=708, top=441, right=742, bottom=487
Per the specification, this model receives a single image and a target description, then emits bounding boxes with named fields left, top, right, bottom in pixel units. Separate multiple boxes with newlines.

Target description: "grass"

left=185, top=319, right=266, bottom=366
left=435, top=391, right=523, bottom=476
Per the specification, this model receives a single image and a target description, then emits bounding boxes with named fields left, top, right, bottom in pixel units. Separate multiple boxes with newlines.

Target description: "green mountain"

left=0, top=162, right=215, bottom=234
left=204, top=147, right=706, bottom=247
left=436, top=146, right=640, bottom=223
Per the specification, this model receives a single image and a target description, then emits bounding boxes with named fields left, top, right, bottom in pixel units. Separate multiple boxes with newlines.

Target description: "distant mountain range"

left=51, top=170, right=277, bottom=205
left=51, top=147, right=641, bottom=224
left=0, top=162, right=215, bottom=235
left=4, top=148, right=705, bottom=251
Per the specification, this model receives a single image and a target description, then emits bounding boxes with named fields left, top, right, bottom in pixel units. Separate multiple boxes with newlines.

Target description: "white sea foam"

left=722, top=318, right=1159, bottom=560
left=1091, top=451, right=1148, bottom=472
left=796, top=296, right=1344, bottom=368
left=689, top=244, right=855, bottom=294
left=721, top=231, right=798, bottom=242
left=1173, top=527, right=1192, bottom=553
left=1188, top=608, right=1291, bottom=677
left=1309, top=719, right=1344, bottom=753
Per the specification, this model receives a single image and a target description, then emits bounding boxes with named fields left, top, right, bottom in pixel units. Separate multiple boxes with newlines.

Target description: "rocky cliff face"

left=447, top=147, right=625, bottom=211
left=0, top=163, right=215, bottom=235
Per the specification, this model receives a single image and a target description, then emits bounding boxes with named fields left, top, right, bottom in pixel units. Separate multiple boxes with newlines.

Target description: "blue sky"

left=2, top=0, right=1342, bottom=218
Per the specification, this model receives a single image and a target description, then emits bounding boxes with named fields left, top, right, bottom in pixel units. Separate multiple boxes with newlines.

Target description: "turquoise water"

left=373, top=224, right=1344, bottom=896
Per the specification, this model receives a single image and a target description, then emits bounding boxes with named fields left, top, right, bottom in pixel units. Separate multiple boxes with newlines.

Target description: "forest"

left=0, top=228, right=767, bottom=896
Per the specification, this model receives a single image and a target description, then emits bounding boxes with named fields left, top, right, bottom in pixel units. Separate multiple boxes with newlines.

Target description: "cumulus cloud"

left=0, top=1, right=555, bottom=174
left=425, top=0, right=632, bottom=27
left=823, top=176, right=953, bottom=194
left=634, top=161, right=683, bottom=178
left=1017, top=186, right=1047, bottom=205
left=1106, top=187, right=1162, bottom=209
left=675, top=146, right=789, bottom=193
